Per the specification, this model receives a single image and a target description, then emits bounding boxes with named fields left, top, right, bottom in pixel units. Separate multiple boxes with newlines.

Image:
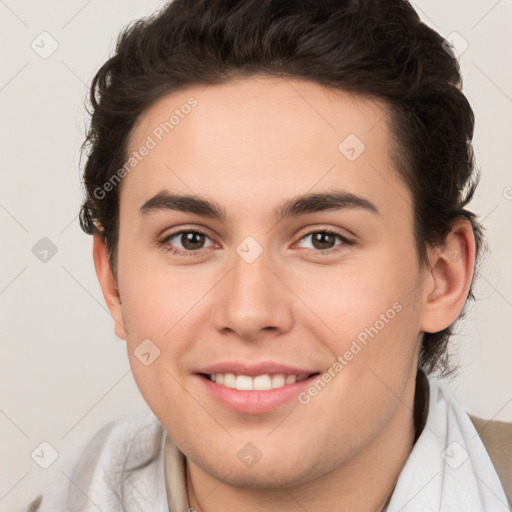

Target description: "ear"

left=419, top=218, right=476, bottom=333
left=92, top=232, right=127, bottom=340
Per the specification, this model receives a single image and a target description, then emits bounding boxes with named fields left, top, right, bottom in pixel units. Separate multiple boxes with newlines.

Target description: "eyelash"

left=158, top=228, right=355, bottom=257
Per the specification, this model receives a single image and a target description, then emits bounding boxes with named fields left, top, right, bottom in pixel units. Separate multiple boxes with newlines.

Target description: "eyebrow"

left=139, top=189, right=379, bottom=222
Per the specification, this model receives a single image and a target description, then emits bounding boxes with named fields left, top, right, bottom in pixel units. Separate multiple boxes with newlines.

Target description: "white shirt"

left=26, top=374, right=510, bottom=512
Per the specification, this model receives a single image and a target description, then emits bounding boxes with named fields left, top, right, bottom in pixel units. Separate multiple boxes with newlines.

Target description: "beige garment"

left=469, top=414, right=512, bottom=508
left=164, top=432, right=189, bottom=511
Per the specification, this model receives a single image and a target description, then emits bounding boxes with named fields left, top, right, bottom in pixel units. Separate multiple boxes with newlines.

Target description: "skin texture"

left=93, top=75, right=476, bottom=512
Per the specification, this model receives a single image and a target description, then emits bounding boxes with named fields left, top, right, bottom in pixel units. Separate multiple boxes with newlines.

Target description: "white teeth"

left=223, top=373, right=236, bottom=388
left=209, top=372, right=302, bottom=390
left=235, top=375, right=253, bottom=390
left=271, top=374, right=285, bottom=388
left=253, top=374, right=272, bottom=390
left=285, top=375, right=297, bottom=385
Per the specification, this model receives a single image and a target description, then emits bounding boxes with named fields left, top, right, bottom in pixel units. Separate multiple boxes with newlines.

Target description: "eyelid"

left=294, top=224, right=356, bottom=243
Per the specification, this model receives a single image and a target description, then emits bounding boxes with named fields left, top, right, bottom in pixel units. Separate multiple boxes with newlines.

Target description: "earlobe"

left=92, top=233, right=127, bottom=340
left=419, top=219, right=476, bottom=334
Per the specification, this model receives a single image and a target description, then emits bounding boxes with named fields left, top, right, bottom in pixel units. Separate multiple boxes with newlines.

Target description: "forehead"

left=122, top=75, right=410, bottom=223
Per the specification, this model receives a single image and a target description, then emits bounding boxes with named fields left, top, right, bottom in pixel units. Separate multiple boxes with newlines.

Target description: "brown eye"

left=161, top=230, right=214, bottom=255
left=296, top=229, right=354, bottom=254
left=178, top=231, right=206, bottom=250
left=310, top=232, right=338, bottom=250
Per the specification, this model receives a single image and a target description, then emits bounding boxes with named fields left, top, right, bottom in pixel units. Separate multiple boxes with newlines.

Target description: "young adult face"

left=94, top=76, right=474, bottom=498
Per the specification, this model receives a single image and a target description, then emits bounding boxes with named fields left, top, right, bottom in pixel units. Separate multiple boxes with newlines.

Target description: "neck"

left=186, top=369, right=427, bottom=512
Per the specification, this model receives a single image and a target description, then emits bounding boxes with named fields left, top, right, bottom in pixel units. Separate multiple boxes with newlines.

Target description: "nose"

left=211, top=243, right=294, bottom=343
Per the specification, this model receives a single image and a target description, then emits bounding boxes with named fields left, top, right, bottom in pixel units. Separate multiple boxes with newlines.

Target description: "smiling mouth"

left=199, top=372, right=320, bottom=391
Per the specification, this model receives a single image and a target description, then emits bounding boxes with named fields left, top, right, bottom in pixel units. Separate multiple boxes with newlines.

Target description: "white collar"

left=38, top=373, right=509, bottom=511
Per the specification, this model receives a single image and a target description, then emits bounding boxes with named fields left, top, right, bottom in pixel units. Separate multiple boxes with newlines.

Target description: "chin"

left=193, top=451, right=324, bottom=490
left=222, top=468, right=312, bottom=490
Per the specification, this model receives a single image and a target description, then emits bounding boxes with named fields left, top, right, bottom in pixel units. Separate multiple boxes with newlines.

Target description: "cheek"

left=117, top=242, right=207, bottom=345
left=115, top=249, right=197, bottom=406
left=294, top=246, right=419, bottom=341
left=303, top=247, right=422, bottom=397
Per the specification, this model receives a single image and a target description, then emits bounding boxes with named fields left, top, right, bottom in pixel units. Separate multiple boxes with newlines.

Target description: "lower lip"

left=197, top=374, right=319, bottom=414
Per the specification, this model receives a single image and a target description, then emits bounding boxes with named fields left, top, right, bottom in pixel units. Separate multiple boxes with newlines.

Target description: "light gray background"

left=1, top=0, right=511, bottom=507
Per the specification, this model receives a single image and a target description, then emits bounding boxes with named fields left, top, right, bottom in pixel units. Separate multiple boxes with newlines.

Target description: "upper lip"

left=196, top=362, right=320, bottom=378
